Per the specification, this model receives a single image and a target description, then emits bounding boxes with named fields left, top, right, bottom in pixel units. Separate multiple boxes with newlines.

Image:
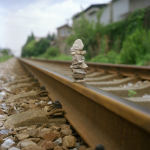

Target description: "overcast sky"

left=0, top=0, right=111, bottom=56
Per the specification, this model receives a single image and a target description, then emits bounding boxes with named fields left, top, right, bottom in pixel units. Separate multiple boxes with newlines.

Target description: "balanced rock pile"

left=70, top=39, right=88, bottom=83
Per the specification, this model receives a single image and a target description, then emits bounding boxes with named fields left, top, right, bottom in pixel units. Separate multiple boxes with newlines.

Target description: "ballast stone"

left=62, top=135, right=77, bottom=148
left=4, top=108, right=48, bottom=127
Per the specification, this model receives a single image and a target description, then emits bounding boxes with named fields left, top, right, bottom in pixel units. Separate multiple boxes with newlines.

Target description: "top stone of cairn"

left=70, top=39, right=84, bottom=51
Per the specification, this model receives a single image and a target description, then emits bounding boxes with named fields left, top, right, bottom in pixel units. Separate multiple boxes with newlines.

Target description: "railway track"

left=18, top=58, right=150, bottom=150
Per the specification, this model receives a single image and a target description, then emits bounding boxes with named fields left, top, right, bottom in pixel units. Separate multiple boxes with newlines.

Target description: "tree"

left=46, top=33, right=55, bottom=41
left=66, top=9, right=104, bottom=59
left=35, top=38, right=50, bottom=56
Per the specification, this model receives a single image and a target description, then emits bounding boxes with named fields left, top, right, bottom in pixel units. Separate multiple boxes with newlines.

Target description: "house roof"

left=57, top=24, right=71, bottom=29
left=73, top=4, right=107, bottom=19
left=34, top=37, right=44, bottom=42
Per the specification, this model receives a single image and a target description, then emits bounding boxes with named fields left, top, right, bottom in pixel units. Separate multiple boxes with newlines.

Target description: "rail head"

left=19, top=58, right=150, bottom=134
left=22, top=57, right=150, bottom=70
left=22, top=57, right=150, bottom=80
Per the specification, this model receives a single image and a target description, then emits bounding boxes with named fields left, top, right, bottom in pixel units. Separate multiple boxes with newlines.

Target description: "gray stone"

left=53, top=138, right=62, bottom=146
left=15, top=133, right=29, bottom=141
left=71, top=39, right=84, bottom=51
left=17, top=139, right=37, bottom=149
left=14, top=127, right=27, bottom=132
left=28, top=138, right=41, bottom=143
left=26, top=129, right=39, bottom=137
left=1, top=138, right=15, bottom=149
left=70, top=62, right=87, bottom=69
left=20, top=103, right=29, bottom=108
left=4, top=108, right=50, bottom=127
left=72, top=73, right=85, bottom=79
left=0, top=115, right=6, bottom=121
left=72, top=69, right=87, bottom=74
left=8, top=147, right=20, bottom=150
left=62, top=135, right=77, bottom=148
left=54, top=146, right=63, bottom=150
left=61, top=124, right=70, bottom=130
left=38, top=140, right=56, bottom=149
left=37, top=130, right=56, bottom=141
left=72, top=55, right=85, bottom=62
left=61, top=129, right=72, bottom=136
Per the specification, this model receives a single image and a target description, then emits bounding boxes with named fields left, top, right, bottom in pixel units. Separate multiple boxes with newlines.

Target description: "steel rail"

left=23, top=58, right=150, bottom=80
left=19, top=58, right=150, bottom=150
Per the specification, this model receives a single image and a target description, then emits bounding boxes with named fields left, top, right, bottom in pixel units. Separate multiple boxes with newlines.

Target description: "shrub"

left=90, top=51, right=120, bottom=63
left=35, top=38, right=50, bottom=56
left=45, top=47, right=59, bottom=57
left=120, top=29, right=150, bottom=64
left=66, top=9, right=104, bottom=59
left=91, top=54, right=109, bottom=63
left=38, top=47, right=59, bottom=59
left=107, top=51, right=120, bottom=63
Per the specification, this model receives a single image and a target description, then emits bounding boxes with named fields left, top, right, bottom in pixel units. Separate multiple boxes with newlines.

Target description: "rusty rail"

left=24, top=58, right=150, bottom=80
left=19, top=58, right=150, bottom=150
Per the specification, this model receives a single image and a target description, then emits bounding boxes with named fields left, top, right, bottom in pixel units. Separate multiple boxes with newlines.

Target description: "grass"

left=0, top=55, right=12, bottom=63
left=36, top=54, right=72, bottom=61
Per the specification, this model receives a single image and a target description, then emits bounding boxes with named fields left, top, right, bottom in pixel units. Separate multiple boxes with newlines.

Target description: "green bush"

left=1, top=49, right=9, bottom=55
left=107, top=51, right=120, bottom=63
left=22, top=38, right=50, bottom=57
left=90, top=54, right=108, bottom=63
left=36, top=54, right=72, bottom=61
left=36, top=47, right=59, bottom=59
left=67, top=9, right=104, bottom=59
left=35, top=38, right=50, bottom=56
left=45, top=47, right=59, bottom=57
left=0, top=55, right=12, bottom=63
left=120, top=29, right=150, bottom=64
left=22, top=40, right=36, bottom=57
left=90, top=51, right=120, bottom=63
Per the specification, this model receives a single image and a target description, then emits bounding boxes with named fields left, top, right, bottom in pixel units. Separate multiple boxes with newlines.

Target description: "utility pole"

left=110, top=0, right=113, bottom=23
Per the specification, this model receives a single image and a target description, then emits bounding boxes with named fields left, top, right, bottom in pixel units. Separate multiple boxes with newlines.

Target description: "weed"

left=128, top=90, right=137, bottom=97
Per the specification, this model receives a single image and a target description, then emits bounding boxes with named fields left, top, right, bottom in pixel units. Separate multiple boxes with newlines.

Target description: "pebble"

left=61, top=124, right=70, bottom=130
left=54, top=146, right=63, bottom=150
left=79, top=145, right=88, bottom=150
left=37, top=130, right=57, bottom=141
left=62, top=135, right=77, bottom=148
left=50, top=125, right=60, bottom=131
left=28, top=138, right=41, bottom=143
left=0, top=137, right=4, bottom=145
left=38, top=140, right=56, bottom=149
left=8, top=147, right=21, bottom=150
left=0, top=129, right=9, bottom=134
left=0, top=115, right=6, bottom=121
left=143, top=94, right=150, bottom=98
left=17, top=139, right=37, bottom=149
left=61, top=129, right=72, bottom=136
left=53, top=138, right=62, bottom=145
left=15, top=133, right=30, bottom=141
left=1, top=138, right=15, bottom=149
left=26, top=129, right=39, bottom=137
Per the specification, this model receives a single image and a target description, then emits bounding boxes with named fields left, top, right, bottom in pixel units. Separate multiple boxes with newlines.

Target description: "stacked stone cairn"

left=70, top=39, right=88, bottom=82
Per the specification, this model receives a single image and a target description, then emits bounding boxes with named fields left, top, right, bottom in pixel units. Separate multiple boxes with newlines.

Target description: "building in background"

left=72, top=0, right=150, bottom=25
left=56, top=0, right=150, bottom=55
left=101, top=0, right=150, bottom=24
left=34, top=37, right=43, bottom=42
left=57, top=24, right=71, bottom=55
left=72, top=4, right=106, bottom=24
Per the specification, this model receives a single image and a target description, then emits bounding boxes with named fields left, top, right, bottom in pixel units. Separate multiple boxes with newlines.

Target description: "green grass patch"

left=0, top=55, right=12, bottom=63
left=36, top=54, right=72, bottom=61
